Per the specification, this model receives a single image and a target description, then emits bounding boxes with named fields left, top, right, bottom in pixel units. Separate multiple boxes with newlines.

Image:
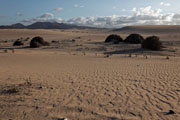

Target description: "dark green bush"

left=30, top=36, right=50, bottom=48
left=141, top=36, right=162, bottom=51
left=13, top=40, right=24, bottom=46
left=105, top=34, right=123, bottom=44
left=124, top=33, right=144, bottom=44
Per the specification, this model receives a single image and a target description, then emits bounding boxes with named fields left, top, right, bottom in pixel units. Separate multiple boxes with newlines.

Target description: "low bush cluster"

left=105, top=33, right=162, bottom=51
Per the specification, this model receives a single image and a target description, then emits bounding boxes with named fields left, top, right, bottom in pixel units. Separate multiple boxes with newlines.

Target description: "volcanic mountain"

left=0, top=22, right=95, bottom=29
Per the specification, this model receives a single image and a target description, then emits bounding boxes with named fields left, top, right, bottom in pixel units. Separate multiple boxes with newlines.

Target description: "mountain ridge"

left=0, top=22, right=96, bottom=29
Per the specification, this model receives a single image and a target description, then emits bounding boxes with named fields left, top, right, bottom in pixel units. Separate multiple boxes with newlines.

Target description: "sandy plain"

left=0, top=28, right=180, bottom=120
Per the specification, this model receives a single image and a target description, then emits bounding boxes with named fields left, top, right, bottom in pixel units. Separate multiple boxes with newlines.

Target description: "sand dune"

left=115, top=25, right=180, bottom=33
left=0, top=29, right=180, bottom=120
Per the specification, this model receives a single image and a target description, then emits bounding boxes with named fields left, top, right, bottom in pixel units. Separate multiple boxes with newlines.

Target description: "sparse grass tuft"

left=4, top=49, right=8, bottom=53
left=104, top=54, right=110, bottom=58
left=83, top=52, right=86, bottom=55
left=24, top=37, right=30, bottom=41
left=51, top=40, right=59, bottom=43
left=166, top=56, right=170, bottom=60
left=11, top=49, right=15, bottom=53
left=145, top=55, right=148, bottom=59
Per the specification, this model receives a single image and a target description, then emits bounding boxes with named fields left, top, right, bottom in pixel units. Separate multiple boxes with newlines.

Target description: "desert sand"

left=0, top=28, right=180, bottom=120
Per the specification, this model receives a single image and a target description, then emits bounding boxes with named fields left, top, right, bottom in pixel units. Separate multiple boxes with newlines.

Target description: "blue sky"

left=0, top=0, right=180, bottom=27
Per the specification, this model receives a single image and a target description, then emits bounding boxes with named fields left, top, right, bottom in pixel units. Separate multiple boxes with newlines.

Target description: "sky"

left=1, top=0, right=180, bottom=28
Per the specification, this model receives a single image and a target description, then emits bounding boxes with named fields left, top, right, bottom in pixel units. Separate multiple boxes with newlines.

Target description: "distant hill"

left=0, top=25, right=16, bottom=29
left=0, top=22, right=96, bottom=29
left=11, top=23, right=25, bottom=28
left=114, top=25, right=180, bottom=33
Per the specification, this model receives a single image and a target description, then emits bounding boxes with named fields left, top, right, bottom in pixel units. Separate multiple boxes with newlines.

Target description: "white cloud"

left=74, top=4, right=85, bottom=8
left=39, top=13, right=54, bottom=18
left=64, top=6, right=166, bottom=28
left=132, top=6, right=162, bottom=17
left=79, top=5, right=85, bottom=8
left=16, top=12, right=23, bottom=16
left=132, top=8, right=137, bottom=12
left=74, top=4, right=78, bottom=8
left=21, top=6, right=180, bottom=28
left=22, top=13, right=55, bottom=24
left=160, top=2, right=171, bottom=7
left=113, top=6, right=116, bottom=9
left=54, top=8, right=64, bottom=12
left=121, top=9, right=126, bottom=12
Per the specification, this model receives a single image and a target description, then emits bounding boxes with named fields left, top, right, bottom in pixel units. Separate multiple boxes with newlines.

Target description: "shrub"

left=166, top=56, right=169, bottom=60
left=30, top=41, right=42, bottom=48
left=11, top=49, right=15, bottom=53
left=43, top=41, right=50, bottom=46
left=4, top=49, right=8, bottom=53
left=72, top=39, right=76, bottom=42
left=124, top=33, right=144, bottom=44
left=13, top=40, right=24, bottom=46
left=128, top=53, right=132, bottom=57
left=104, top=54, right=110, bottom=58
left=105, top=34, right=123, bottom=44
left=2, top=87, right=19, bottom=94
left=51, top=40, right=59, bottom=43
left=24, top=37, right=30, bottom=41
left=30, top=36, right=50, bottom=48
left=141, top=36, right=162, bottom=51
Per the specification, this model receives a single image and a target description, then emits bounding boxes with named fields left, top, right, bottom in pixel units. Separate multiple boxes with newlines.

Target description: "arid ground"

left=0, top=28, right=180, bottom=120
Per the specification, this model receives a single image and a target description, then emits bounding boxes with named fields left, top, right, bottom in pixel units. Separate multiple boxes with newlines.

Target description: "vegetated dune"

left=0, top=28, right=180, bottom=120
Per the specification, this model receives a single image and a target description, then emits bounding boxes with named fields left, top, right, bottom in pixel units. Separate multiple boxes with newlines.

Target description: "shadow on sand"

left=0, top=46, right=30, bottom=50
left=104, top=48, right=146, bottom=55
left=60, top=105, right=122, bottom=120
